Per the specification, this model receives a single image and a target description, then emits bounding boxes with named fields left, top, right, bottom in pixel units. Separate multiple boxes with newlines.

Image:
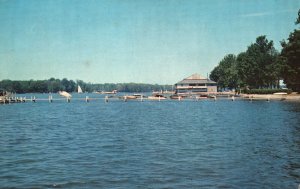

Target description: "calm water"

left=1, top=93, right=300, bottom=188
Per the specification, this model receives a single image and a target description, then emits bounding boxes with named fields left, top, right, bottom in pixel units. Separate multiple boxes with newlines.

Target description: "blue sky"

left=0, top=0, right=299, bottom=84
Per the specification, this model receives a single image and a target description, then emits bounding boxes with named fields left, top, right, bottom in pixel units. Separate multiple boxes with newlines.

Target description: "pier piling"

left=49, top=95, right=53, bottom=103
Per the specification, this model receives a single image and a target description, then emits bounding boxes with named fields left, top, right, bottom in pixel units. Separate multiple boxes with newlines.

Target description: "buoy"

left=105, top=96, right=108, bottom=103
left=86, top=96, right=89, bottom=103
left=67, top=97, right=70, bottom=103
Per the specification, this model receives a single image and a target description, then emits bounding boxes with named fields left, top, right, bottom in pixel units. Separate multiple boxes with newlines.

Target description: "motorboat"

left=148, top=94, right=167, bottom=100
left=170, top=94, right=186, bottom=100
left=59, top=91, right=72, bottom=98
left=119, top=95, right=137, bottom=100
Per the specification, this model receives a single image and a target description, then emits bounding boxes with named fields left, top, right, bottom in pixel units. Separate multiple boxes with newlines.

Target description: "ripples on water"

left=0, top=94, right=300, bottom=188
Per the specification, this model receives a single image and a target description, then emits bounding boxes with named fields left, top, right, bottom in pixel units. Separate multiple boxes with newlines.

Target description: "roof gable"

left=185, top=73, right=206, bottom=80
left=175, top=73, right=217, bottom=84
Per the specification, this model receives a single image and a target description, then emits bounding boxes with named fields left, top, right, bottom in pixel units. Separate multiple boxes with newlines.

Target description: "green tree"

left=236, top=36, right=279, bottom=89
left=210, top=54, right=240, bottom=90
left=281, top=9, right=300, bottom=92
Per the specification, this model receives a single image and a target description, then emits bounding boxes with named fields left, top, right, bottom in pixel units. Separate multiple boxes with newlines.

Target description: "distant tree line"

left=0, top=78, right=172, bottom=93
left=210, top=9, right=300, bottom=92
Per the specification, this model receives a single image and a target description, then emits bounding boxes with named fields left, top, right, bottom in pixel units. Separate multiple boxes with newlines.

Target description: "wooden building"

left=175, top=73, right=217, bottom=94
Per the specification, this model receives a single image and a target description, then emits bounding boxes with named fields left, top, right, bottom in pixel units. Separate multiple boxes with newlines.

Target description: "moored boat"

left=59, top=91, right=72, bottom=98
left=148, top=94, right=167, bottom=100
left=119, top=95, right=137, bottom=100
left=170, top=94, right=186, bottom=100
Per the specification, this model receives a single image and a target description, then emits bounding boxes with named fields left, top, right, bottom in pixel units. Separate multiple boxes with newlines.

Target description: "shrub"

left=243, top=89, right=292, bottom=94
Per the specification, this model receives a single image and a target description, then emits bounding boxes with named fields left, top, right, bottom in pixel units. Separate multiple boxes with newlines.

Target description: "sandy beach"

left=241, top=93, right=300, bottom=101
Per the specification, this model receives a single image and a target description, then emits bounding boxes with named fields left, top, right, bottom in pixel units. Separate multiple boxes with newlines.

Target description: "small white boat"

left=119, top=95, right=137, bottom=100
left=59, top=91, right=72, bottom=98
left=78, top=85, right=83, bottom=93
left=148, top=94, right=167, bottom=100
left=273, top=92, right=287, bottom=95
left=97, top=90, right=117, bottom=94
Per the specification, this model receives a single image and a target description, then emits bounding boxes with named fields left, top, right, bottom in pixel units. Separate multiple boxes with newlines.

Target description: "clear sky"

left=0, top=0, right=299, bottom=84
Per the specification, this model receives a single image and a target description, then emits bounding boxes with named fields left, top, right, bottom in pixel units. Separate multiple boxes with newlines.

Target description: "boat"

left=207, top=94, right=217, bottom=98
left=148, top=94, right=167, bottom=100
left=273, top=92, right=288, bottom=95
left=78, top=85, right=83, bottom=93
left=170, top=94, right=186, bottom=100
left=119, top=95, right=137, bottom=100
left=133, top=94, right=146, bottom=98
left=59, top=91, right=72, bottom=98
left=96, top=90, right=117, bottom=94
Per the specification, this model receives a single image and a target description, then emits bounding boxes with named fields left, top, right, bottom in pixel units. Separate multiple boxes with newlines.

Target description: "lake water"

left=1, top=93, right=300, bottom=188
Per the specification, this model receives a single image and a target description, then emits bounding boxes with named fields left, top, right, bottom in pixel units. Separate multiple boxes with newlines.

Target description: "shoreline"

left=241, top=94, right=300, bottom=101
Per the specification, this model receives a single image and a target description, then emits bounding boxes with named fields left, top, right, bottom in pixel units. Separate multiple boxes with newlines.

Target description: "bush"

left=243, top=89, right=292, bottom=94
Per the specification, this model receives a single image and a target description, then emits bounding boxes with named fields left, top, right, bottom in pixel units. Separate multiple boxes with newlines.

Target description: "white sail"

left=78, top=85, right=83, bottom=93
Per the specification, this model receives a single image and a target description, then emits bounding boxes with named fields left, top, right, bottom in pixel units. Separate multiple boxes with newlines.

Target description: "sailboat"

left=78, top=85, right=83, bottom=93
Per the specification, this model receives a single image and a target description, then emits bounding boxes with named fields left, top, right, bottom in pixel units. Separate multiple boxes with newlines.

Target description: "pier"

left=1, top=93, right=300, bottom=105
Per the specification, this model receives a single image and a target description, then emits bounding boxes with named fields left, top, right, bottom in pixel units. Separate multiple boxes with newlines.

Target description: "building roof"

left=176, top=73, right=217, bottom=84
left=185, top=73, right=206, bottom=80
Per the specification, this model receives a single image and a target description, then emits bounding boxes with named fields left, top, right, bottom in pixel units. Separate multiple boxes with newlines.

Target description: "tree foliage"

left=0, top=78, right=172, bottom=93
left=280, top=9, right=300, bottom=92
left=210, top=54, right=240, bottom=90
left=236, top=36, right=279, bottom=89
left=211, top=36, right=282, bottom=90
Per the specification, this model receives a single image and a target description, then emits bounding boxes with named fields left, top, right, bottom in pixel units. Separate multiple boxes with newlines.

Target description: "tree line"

left=210, top=10, right=300, bottom=92
left=0, top=78, right=172, bottom=93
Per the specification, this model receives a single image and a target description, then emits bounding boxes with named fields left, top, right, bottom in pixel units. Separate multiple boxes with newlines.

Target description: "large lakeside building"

left=174, top=73, right=217, bottom=94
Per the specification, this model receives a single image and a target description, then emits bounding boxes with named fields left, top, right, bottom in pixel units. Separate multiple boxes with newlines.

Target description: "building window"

left=192, top=88, right=208, bottom=92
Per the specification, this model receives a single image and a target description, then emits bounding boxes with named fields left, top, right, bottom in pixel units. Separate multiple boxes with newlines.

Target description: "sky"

left=0, top=0, right=299, bottom=84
